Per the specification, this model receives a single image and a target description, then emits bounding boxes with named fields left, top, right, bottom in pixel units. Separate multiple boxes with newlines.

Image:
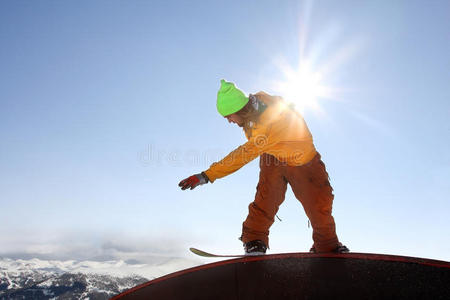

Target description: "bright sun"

left=273, top=61, right=330, bottom=113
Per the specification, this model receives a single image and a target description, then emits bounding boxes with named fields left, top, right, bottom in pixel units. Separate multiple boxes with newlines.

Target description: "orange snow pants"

left=241, top=153, right=340, bottom=253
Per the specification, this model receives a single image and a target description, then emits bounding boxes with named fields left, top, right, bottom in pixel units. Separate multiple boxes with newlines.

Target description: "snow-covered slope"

left=0, top=257, right=199, bottom=299
left=1, top=271, right=146, bottom=299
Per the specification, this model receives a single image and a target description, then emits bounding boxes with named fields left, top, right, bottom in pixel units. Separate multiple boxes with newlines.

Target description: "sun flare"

left=273, top=61, right=331, bottom=113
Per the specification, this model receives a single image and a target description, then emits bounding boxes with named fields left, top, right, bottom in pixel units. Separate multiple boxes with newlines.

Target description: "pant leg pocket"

left=307, top=160, right=334, bottom=195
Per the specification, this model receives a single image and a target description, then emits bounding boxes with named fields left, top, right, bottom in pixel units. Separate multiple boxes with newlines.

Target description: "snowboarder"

left=179, top=80, right=349, bottom=255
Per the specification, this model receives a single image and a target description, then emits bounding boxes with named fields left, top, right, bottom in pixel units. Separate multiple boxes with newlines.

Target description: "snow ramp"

left=112, top=253, right=450, bottom=300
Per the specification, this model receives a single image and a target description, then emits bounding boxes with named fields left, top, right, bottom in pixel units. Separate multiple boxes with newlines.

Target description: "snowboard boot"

left=244, top=240, right=267, bottom=256
left=309, top=243, right=350, bottom=254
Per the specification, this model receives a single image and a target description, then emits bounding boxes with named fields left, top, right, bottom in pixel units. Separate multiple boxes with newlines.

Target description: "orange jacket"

left=204, top=92, right=317, bottom=183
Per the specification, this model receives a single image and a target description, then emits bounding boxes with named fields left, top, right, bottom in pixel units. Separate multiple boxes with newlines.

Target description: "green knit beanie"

left=216, top=79, right=249, bottom=117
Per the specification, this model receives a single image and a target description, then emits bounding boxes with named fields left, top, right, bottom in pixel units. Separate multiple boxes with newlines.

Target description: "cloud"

left=0, top=229, right=203, bottom=279
left=0, top=229, right=198, bottom=263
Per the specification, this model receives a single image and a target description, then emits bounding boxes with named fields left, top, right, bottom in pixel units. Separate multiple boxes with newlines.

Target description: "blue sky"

left=1, top=0, right=449, bottom=267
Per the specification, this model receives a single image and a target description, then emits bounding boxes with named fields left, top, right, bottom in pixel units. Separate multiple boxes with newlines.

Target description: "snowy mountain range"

left=0, top=256, right=199, bottom=299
